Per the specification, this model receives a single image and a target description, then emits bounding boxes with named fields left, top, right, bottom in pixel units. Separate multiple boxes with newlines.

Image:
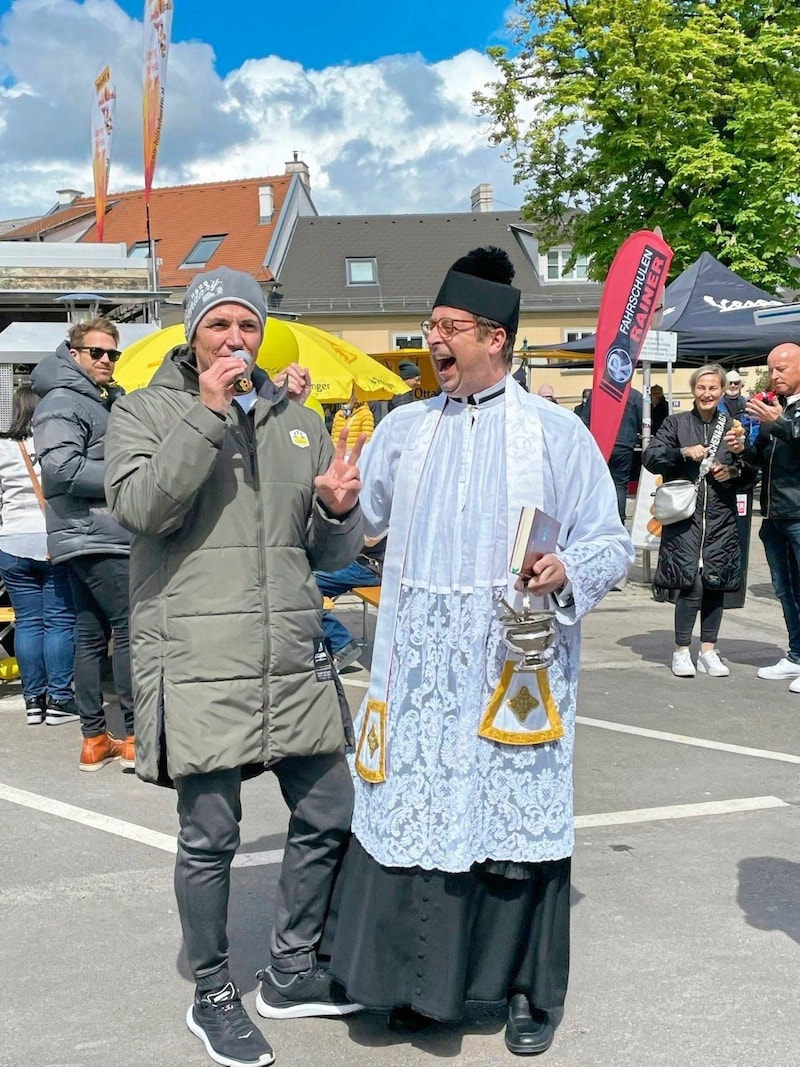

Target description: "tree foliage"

left=475, top=0, right=800, bottom=290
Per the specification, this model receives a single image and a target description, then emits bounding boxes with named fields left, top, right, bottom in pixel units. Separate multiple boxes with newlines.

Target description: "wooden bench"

left=353, top=586, right=381, bottom=643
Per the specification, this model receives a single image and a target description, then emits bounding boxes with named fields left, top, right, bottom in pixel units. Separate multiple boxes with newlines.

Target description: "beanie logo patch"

left=185, top=277, right=225, bottom=324
left=290, top=429, right=310, bottom=448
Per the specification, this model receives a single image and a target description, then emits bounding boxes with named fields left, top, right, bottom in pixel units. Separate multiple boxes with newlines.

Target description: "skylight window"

left=181, top=235, right=226, bottom=268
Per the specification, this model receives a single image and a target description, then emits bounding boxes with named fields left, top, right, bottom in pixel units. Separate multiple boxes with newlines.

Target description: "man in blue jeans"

left=32, top=317, right=135, bottom=771
left=746, top=342, right=800, bottom=692
left=315, top=535, right=385, bottom=670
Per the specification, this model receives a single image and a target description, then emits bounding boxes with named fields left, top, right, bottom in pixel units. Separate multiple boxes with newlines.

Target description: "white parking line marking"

left=0, top=782, right=177, bottom=853
left=575, top=795, right=788, bottom=829
left=341, top=677, right=369, bottom=689
left=577, top=716, right=800, bottom=764
left=233, top=850, right=285, bottom=867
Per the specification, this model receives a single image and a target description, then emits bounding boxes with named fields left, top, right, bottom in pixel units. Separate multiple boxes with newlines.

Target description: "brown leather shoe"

left=79, top=733, right=122, bottom=772
left=119, top=735, right=135, bottom=773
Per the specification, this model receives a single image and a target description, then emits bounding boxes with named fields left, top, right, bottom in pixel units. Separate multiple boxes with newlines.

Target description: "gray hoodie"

left=31, top=343, right=130, bottom=562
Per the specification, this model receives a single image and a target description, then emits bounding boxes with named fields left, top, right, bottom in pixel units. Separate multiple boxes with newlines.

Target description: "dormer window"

left=346, top=257, right=379, bottom=285
left=545, top=247, right=589, bottom=281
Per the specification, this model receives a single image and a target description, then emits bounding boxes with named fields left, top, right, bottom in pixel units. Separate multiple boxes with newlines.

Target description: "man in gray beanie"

left=388, top=358, right=423, bottom=411
left=105, top=265, right=365, bottom=1066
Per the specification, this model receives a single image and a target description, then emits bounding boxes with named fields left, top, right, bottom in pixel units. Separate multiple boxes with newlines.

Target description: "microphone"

left=231, top=349, right=252, bottom=394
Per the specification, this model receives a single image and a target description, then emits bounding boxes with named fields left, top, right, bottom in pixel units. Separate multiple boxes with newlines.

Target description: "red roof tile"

left=9, top=175, right=292, bottom=289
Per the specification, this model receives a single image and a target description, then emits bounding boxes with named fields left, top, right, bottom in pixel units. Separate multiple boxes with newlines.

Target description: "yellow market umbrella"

left=114, top=320, right=408, bottom=403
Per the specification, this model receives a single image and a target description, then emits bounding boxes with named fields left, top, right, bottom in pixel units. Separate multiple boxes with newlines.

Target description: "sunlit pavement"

left=2, top=517, right=799, bottom=1067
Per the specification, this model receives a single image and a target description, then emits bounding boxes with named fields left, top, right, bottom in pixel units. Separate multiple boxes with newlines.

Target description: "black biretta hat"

left=433, top=246, right=521, bottom=336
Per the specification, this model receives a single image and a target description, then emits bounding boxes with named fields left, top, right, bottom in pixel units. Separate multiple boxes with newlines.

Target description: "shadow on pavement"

left=616, top=629, right=784, bottom=669
left=737, top=857, right=800, bottom=946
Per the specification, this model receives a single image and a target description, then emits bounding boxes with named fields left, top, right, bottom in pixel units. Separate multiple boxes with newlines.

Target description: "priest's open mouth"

left=434, top=356, right=456, bottom=372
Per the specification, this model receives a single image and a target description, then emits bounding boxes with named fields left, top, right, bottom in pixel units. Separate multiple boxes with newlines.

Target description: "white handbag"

left=652, top=479, right=697, bottom=524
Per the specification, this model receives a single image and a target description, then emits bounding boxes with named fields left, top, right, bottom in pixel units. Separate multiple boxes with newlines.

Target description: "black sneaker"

left=25, top=695, right=46, bottom=726
left=45, top=698, right=80, bottom=726
left=186, top=981, right=274, bottom=1067
left=255, top=964, right=362, bottom=1019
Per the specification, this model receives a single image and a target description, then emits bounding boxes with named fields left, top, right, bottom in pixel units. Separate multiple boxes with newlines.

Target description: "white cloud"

left=0, top=0, right=523, bottom=221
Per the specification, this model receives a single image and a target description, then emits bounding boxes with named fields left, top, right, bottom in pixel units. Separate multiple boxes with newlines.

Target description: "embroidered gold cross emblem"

left=367, top=724, right=380, bottom=757
left=507, top=686, right=539, bottom=724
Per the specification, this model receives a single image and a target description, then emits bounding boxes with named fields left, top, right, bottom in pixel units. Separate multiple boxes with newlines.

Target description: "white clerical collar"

left=787, top=393, right=800, bottom=407
left=447, top=379, right=507, bottom=407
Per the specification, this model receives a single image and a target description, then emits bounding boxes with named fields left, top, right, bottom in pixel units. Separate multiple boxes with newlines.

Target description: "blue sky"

left=0, top=0, right=525, bottom=220
left=110, top=0, right=512, bottom=73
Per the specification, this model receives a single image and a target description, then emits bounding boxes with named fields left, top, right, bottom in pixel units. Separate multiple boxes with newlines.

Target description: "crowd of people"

left=2, top=253, right=800, bottom=1067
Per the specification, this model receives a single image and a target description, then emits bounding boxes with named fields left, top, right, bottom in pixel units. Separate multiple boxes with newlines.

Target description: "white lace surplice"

left=352, top=394, right=579, bottom=872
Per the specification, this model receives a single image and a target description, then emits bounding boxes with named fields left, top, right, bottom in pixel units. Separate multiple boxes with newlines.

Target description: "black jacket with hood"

left=31, top=343, right=131, bottom=563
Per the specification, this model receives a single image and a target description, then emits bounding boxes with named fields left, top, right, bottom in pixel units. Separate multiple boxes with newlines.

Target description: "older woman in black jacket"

left=643, top=364, right=750, bottom=678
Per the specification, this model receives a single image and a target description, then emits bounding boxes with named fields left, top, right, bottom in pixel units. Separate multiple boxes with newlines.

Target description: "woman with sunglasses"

left=30, top=317, right=135, bottom=772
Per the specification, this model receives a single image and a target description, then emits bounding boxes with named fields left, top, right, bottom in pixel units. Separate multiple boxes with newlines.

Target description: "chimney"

left=258, top=184, right=274, bottom=224
left=470, top=183, right=493, bottom=212
left=56, top=188, right=84, bottom=207
left=284, top=151, right=311, bottom=193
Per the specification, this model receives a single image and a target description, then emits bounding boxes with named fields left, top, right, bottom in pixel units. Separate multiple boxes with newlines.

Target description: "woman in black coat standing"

left=643, top=364, right=751, bottom=678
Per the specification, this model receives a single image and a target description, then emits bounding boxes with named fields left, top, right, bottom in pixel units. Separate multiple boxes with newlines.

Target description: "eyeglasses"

left=420, top=317, right=478, bottom=339
left=73, top=346, right=122, bottom=362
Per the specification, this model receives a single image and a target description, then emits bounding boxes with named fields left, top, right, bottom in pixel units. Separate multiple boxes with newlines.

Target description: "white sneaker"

left=789, top=676, right=800, bottom=694
left=697, top=649, right=729, bottom=677
left=756, top=657, right=800, bottom=680
left=671, top=649, right=696, bottom=677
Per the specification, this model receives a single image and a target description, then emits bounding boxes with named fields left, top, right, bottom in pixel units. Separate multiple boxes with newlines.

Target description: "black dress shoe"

left=387, top=1007, right=433, bottom=1034
left=504, top=993, right=554, bottom=1056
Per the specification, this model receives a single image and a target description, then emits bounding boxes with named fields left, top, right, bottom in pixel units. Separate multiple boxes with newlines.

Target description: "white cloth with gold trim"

left=351, top=377, right=633, bottom=872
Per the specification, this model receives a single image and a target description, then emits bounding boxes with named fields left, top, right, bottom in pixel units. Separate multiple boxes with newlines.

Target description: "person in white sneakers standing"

left=746, top=343, right=800, bottom=691
left=643, top=364, right=751, bottom=678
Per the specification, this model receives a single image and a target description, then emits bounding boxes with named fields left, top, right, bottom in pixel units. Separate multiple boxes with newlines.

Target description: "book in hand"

left=510, top=507, right=561, bottom=579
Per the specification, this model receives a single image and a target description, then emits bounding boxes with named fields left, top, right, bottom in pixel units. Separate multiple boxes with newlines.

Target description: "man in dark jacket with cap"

left=32, top=317, right=134, bottom=771
left=388, top=358, right=422, bottom=411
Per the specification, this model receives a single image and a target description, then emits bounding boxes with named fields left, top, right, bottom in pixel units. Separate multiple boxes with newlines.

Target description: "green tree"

left=476, top=0, right=800, bottom=290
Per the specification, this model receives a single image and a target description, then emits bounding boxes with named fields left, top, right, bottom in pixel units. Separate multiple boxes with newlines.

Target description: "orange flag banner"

left=142, top=0, right=173, bottom=203
left=91, top=64, right=116, bottom=242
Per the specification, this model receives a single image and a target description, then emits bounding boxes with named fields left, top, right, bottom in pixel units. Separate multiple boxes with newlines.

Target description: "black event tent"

left=534, top=252, right=800, bottom=367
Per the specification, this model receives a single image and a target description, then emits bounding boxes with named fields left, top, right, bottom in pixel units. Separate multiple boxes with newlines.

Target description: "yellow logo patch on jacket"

left=290, top=429, right=310, bottom=448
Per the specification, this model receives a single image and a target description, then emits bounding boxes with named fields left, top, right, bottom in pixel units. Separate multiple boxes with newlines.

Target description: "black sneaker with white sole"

left=45, top=698, right=80, bottom=726
left=187, top=981, right=274, bottom=1067
left=255, top=964, right=362, bottom=1019
left=25, top=695, right=46, bottom=726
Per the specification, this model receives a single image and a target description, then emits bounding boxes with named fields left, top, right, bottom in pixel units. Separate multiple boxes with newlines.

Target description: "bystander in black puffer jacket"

left=31, top=342, right=130, bottom=564
left=643, top=408, right=754, bottom=592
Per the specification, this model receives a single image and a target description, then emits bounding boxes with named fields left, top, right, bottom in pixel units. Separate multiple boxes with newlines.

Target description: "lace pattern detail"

left=351, top=584, right=578, bottom=872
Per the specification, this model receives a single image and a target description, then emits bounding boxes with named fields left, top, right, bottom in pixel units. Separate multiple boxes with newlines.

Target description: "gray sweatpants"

left=174, top=752, right=353, bottom=987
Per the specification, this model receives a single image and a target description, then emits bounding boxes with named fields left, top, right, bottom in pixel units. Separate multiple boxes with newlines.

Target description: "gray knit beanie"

left=183, top=266, right=267, bottom=343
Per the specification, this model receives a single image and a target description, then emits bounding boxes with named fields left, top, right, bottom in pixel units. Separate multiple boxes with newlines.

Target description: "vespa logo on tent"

left=703, top=295, right=783, bottom=314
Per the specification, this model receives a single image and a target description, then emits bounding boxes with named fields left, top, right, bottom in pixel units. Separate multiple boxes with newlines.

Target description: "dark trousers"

left=760, top=517, right=800, bottom=661
left=174, top=752, right=353, bottom=987
left=67, top=554, right=133, bottom=738
left=607, top=445, right=635, bottom=523
left=674, top=572, right=725, bottom=646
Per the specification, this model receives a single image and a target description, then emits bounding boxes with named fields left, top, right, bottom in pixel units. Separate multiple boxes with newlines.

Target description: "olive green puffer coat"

left=104, top=347, right=363, bottom=785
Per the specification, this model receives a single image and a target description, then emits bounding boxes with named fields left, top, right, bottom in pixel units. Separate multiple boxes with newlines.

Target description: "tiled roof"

left=8, top=176, right=294, bottom=289
left=278, top=211, right=602, bottom=315
left=6, top=203, right=96, bottom=237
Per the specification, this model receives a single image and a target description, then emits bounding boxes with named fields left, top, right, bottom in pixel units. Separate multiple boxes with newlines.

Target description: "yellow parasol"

left=114, top=320, right=408, bottom=403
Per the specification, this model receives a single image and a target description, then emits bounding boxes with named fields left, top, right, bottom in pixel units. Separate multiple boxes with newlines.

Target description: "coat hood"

left=31, top=341, right=125, bottom=404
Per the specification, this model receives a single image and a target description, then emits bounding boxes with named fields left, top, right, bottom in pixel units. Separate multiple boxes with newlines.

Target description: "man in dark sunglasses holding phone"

left=31, top=316, right=134, bottom=772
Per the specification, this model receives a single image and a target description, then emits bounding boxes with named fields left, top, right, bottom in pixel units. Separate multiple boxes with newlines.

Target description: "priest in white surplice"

left=328, top=247, right=634, bottom=1056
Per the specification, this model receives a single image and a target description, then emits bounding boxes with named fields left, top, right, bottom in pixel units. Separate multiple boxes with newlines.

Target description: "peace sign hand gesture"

left=314, top=427, right=366, bottom=515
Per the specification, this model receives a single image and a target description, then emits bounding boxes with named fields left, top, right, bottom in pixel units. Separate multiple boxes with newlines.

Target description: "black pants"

left=607, top=445, right=635, bottom=523
left=67, top=554, right=133, bottom=738
left=674, top=572, right=725, bottom=646
left=174, top=752, right=353, bottom=988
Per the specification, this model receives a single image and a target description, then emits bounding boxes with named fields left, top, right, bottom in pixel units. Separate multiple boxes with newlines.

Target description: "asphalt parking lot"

left=3, top=524, right=800, bottom=1067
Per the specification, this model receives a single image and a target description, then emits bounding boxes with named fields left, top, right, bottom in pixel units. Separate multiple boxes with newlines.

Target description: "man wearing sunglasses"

left=31, top=317, right=134, bottom=772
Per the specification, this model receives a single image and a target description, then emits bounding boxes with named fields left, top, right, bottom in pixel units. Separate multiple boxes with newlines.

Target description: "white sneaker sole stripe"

left=255, top=990, right=363, bottom=1020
